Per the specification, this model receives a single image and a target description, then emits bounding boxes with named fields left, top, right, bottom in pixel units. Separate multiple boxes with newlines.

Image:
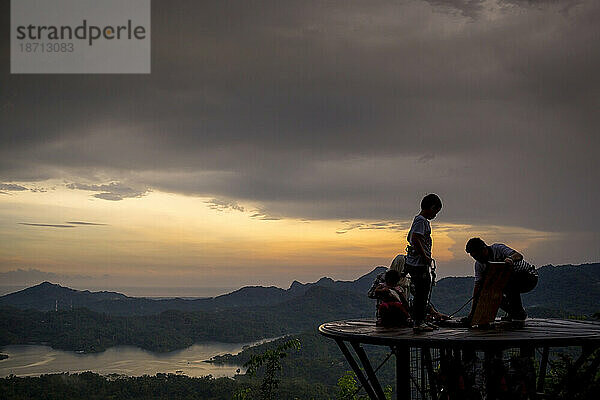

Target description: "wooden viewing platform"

left=319, top=318, right=600, bottom=400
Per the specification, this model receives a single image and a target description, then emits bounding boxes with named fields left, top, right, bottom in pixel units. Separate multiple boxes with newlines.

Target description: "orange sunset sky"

left=1, top=0, right=598, bottom=295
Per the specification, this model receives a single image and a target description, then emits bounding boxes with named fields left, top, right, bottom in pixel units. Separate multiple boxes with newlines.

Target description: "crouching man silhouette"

left=465, top=238, right=538, bottom=322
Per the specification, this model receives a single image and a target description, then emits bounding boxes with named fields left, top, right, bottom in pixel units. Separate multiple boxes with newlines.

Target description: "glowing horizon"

left=2, top=1, right=599, bottom=292
left=0, top=180, right=566, bottom=289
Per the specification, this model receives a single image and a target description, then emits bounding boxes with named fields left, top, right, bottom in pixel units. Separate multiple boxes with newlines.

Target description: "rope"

left=428, top=259, right=473, bottom=319
left=448, top=296, right=474, bottom=317
left=425, top=259, right=437, bottom=317
left=427, top=258, right=474, bottom=318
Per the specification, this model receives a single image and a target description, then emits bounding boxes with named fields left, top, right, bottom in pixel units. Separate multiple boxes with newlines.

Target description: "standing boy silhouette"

left=405, top=193, right=442, bottom=332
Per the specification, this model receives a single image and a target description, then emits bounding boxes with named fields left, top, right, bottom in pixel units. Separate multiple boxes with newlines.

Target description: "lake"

left=0, top=339, right=271, bottom=378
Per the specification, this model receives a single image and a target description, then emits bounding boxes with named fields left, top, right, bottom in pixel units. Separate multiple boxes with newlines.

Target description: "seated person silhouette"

left=373, top=269, right=411, bottom=327
left=368, top=255, right=449, bottom=327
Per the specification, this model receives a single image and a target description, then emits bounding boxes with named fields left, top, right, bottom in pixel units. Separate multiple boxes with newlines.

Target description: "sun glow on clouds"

left=0, top=181, right=557, bottom=287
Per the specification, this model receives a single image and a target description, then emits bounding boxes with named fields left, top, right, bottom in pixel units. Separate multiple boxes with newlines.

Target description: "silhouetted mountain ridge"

left=0, top=263, right=598, bottom=354
left=0, top=284, right=372, bottom=353
left=0, top=281, right=130, bottom=310
left=0, top=267, right=386, bottom=316
left=431, top=263, right=600, bottom=316
left=1, top=263, right=598, bottom=317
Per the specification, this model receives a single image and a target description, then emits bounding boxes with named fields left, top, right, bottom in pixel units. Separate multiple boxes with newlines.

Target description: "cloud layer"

left=1, top=0, right=598, bottom=237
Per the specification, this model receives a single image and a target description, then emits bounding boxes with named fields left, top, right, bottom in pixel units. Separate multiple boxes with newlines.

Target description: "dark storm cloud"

left=424, top=0, right=485, bottom=18
left=0, top=183, right=28, bottom=191
left=336, top=221, right=412, bottom=234
left=250, top=213, right=282, bottom=221
left=17, top=221, right=106, bottom=227
left=1, top=1, right=599, bottom=234
left=425, top=0, right=581, bottom=18
left=66, top=182, right=149, bottom=201
left=206, top=198, right=245, bottom=212
left=0, top=182, right=51, bottom=193
left=19, top=223, right=76, bottom=228
left=66, top=221, right=107, bottom=226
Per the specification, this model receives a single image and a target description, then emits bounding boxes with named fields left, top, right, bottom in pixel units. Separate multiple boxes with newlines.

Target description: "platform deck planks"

left=319, top=318, right=600, bottom=350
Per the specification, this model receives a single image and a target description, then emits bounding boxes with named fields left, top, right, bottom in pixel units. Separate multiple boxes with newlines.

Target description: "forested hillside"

left=0, top=286, right=371, bottom=353
left=0, top=263, right=599, bottom=399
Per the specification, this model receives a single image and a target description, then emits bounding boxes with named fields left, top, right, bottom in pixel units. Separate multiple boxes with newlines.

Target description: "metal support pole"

left=420, top=349, right=426, bottom=399
left=483, top=350, right=496, bottom=400
left=520, top=346, right=536, bottom=397
left=422, top=347, right=438, bottom=400
left=351, top=342, right=388, bottom=400
left=537, top=346, right=549, bottom=394
left=335, top=339, right=379, bottom=400
left=395, top=345, right=411, bottom=400
left=581, top=346, right=600, bottom=384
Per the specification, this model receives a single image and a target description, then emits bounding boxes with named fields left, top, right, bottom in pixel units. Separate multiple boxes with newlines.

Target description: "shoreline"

left=0, top=336, right=283, bottom=379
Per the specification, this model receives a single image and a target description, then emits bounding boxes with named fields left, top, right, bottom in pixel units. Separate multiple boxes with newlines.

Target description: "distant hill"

left=430, top=263, right=600, bottom=317
left=0, top=267, right=386, bottom=316
left=0, top=282, right=130, bottom=310
left=1, top=263, right=598, bottom=318
left=523, top=263, right=600, bottom=316
left=288, top=267, right=385, bottom=296
left=0, top=285, right=372, bottom=353
left=430, top=276, right=474, bottom=316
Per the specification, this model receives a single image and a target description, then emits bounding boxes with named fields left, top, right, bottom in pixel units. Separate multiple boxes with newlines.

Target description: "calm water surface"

left=0, top=339, right=271, bottom=378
